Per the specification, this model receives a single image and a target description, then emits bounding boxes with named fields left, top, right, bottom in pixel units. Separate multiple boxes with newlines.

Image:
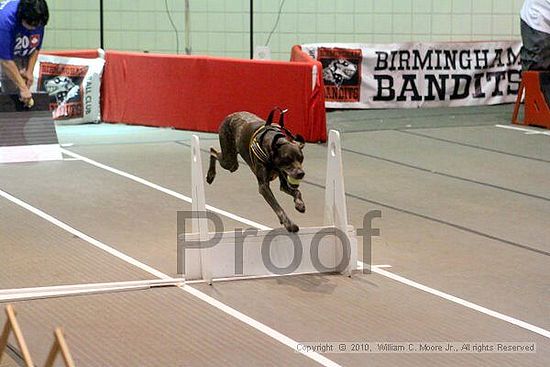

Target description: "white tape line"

left=0, top=188, right=340, bottom=367
left=57, top=149, right=550, bottom=340
left=363, top=262, right=550, bottom=339
left=495, top=124, right=550, bottom=136
left=0, top=189, right=169, bottom=280
left=182, top=284, right=341, bottom=367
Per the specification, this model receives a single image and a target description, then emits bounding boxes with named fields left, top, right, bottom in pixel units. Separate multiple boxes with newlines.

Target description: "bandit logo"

left=37, top=62, right=88, bottom=120
left=318, top=47, right=362, bottom=102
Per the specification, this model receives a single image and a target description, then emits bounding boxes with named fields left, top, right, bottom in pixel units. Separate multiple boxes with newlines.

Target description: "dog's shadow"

left=275, top=271, right=380, bottom=295
left=274, top=273, right=339, bottom=294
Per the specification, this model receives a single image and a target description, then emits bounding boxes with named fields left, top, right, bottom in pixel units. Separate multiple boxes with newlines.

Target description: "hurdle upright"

left=179, top=130, right=357, bottom=283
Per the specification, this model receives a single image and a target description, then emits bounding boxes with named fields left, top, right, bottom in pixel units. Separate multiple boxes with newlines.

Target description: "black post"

left=249, top=0, right=253, bottom=59
left=99, top=0, right=104, bottom=49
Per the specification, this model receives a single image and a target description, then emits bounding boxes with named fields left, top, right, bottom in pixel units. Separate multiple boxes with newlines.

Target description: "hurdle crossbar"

left=179, top=130, right=357, bottom=283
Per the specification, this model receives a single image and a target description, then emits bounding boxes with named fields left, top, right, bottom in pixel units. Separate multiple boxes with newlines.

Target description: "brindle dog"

left=206, top=109, right=306, bottom=232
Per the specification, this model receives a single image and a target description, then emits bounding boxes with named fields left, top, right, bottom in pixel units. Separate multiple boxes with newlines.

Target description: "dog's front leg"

left=257, top=178, right=299, bottom=233
left=279, top=176, right=305, bottom=213
left=206, top=148, right=218, bottom=184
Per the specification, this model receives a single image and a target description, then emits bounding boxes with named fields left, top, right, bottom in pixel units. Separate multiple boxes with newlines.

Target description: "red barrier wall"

left=47, top=49, right=327, bottom=142
left=290, top=45, right=327, bottom=142
left=103, top=51, right=326, bottom=142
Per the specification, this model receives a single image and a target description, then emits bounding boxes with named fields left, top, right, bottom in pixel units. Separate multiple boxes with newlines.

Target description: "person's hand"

left=19, top=87, right=33, bottom=108
left=21, top=69, right=34, bottom=88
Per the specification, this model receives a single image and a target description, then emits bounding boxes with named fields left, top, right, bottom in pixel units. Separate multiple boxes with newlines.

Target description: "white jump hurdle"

left=179, top=130, right=357, bottom=283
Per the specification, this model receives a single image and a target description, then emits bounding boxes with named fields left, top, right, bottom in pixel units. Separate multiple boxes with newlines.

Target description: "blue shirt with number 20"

left=0, top=0, right=45, bottom=60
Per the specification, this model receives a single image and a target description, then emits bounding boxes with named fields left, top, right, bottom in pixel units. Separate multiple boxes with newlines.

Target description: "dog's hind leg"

left=207, top=122, right=240, bottom=184
left=217, top=122, right=240, bottom=172
left=279, top=175, right=306, bottom=213
left=207, top=145, right=239, bottom=185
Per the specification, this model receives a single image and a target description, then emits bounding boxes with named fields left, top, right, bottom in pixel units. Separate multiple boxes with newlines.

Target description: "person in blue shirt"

left=0, top=0, right=48, bottom=107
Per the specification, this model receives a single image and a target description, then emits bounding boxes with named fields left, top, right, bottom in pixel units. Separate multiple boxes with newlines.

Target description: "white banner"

left=31, top=54, right=105, bottom=124
left=301, top=42, right=522, bottom=109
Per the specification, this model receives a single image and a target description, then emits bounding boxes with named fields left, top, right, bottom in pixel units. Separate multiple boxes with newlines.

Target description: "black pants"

left=520, top=20, right=550, bottom=105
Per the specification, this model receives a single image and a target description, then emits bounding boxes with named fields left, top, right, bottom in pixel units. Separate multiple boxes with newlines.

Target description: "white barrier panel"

left=180, top=130, right=357, bottom=283
left=32, top=53, right=105, bottom=124
left=0, top=144, right=62, bottom=164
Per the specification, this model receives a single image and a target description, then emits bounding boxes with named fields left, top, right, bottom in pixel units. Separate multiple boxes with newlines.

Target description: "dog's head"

left=271, top=134, right=305, bottom=188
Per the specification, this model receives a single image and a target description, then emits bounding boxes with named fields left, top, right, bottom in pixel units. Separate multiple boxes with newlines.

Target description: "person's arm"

left=0, top=59, right=32, bottom=101
left=0, top=27, right=32, bottom=101
left=22, top=49, right=39, bottom=88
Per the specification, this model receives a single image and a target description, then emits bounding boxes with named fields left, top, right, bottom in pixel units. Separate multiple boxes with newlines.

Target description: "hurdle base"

left=180, top=225, right=357, bottom=282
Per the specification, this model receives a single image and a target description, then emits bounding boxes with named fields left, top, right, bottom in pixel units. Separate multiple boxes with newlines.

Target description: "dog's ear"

left=294, top=134, right=305, bottom=149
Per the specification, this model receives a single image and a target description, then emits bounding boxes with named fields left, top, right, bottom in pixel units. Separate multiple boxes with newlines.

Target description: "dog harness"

left=248, top=107, right=297, bottom=169
left=249, top=126, right=286, bottom=166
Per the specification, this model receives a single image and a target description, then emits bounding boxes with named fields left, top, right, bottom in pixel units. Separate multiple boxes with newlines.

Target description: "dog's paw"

left=206, top=170, right=215, bottom=184
left=285, top=222, right=299, bottom=233
left=295, top=200, right=306, bottom=213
